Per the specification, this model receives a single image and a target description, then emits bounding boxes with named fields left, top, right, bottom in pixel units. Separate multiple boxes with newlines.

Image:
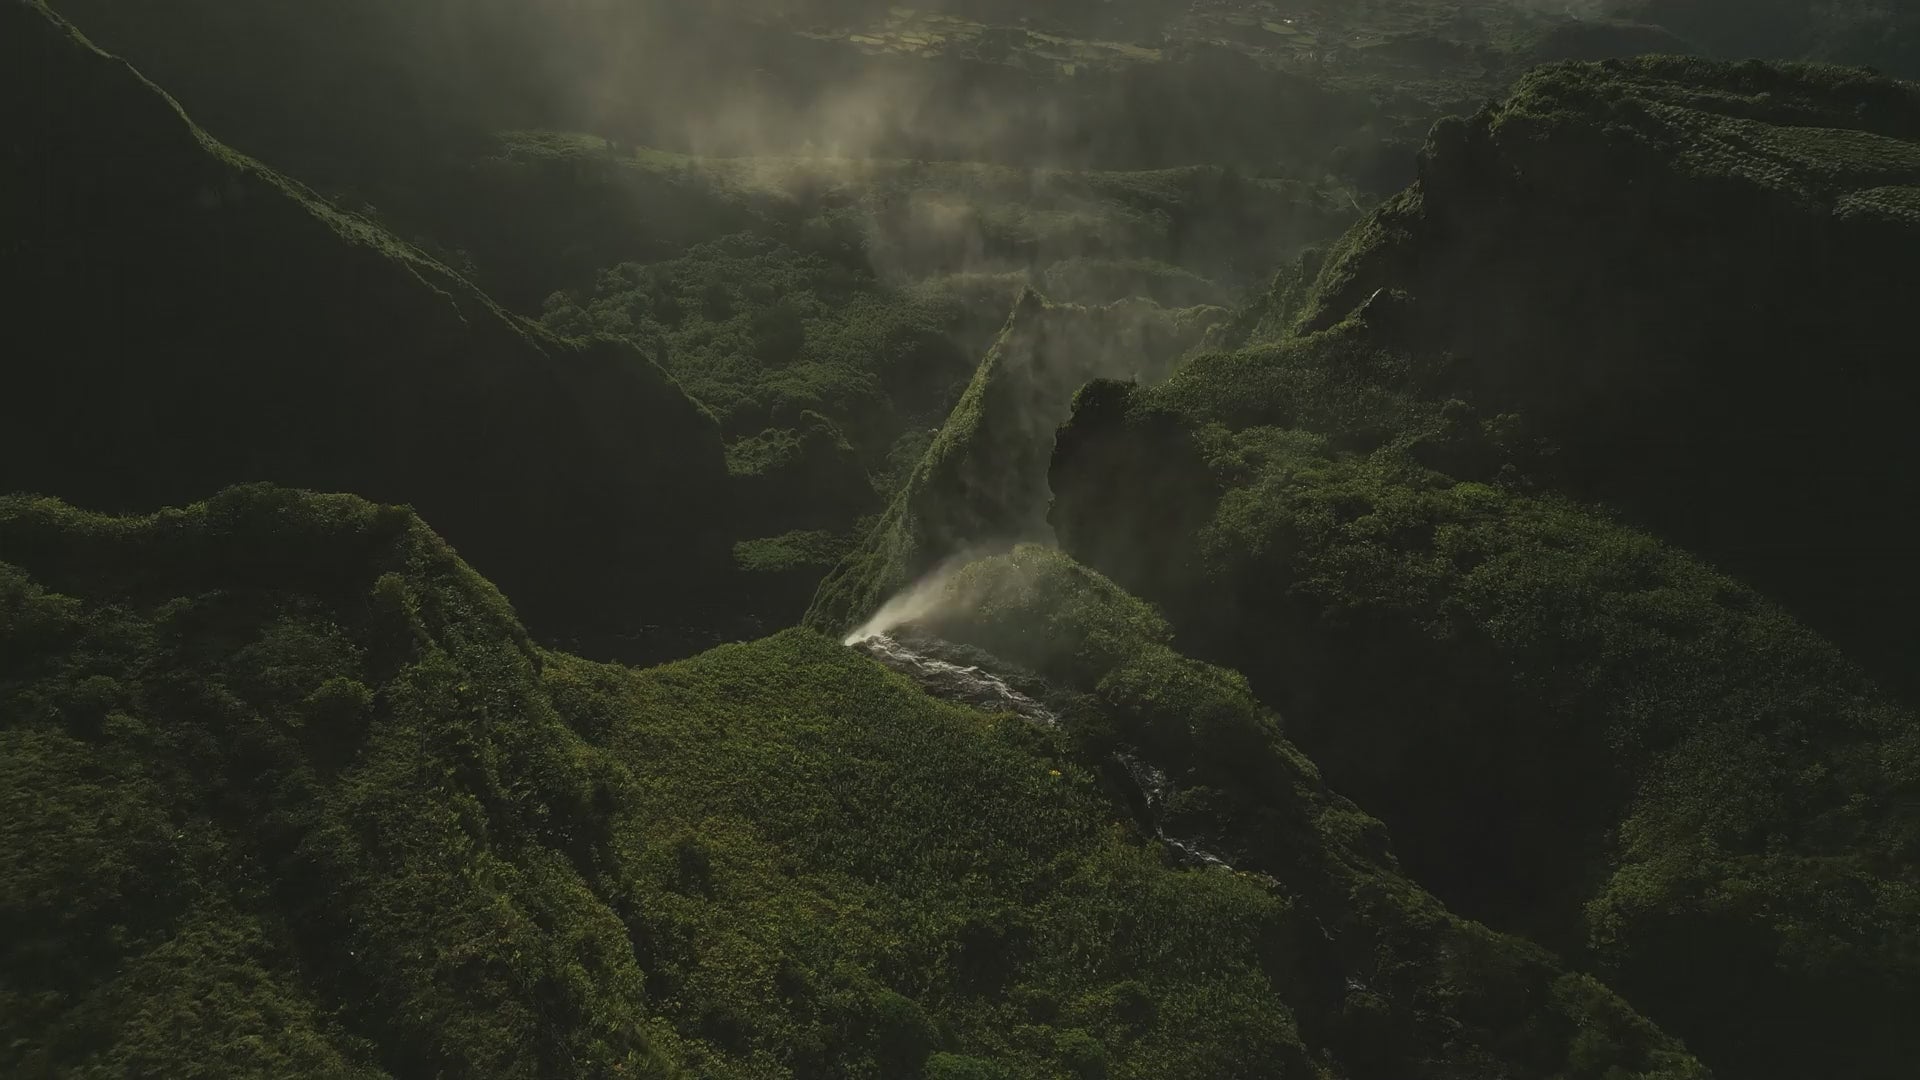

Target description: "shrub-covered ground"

left=12, top=2, right=1919, bottom=1076
left=532, top=158, right=1345, bottom=569
left=1051, top=358, right=1920, bottom=1079
left=1280, top=56, right=1920, bottom=691
left=1038, top=57, right=1920, bottom=1079
left=0, top=486, right=1709, bottom=1080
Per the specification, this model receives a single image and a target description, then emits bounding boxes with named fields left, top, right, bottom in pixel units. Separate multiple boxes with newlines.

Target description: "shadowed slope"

left=1289, top=56, right=1920, bottom=688
left=2, top=0, right=735, bottom=662
left=1042, top=59, right=1920, bottom=1077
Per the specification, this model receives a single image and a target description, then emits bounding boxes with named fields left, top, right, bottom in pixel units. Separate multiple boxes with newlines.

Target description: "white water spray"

left=842, top=556, right=979, bottom=645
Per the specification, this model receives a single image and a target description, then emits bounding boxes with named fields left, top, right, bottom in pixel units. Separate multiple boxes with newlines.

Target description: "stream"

left=850, top=632, right=1237, bottom=872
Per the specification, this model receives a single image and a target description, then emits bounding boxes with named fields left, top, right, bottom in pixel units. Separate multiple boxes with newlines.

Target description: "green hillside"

left=8, top=0, right=1920, bottom=1075
left=1039, top=57, right=1920, bottom=1080
left=808, top=290, right=1221, bottom=633
left=2, top=0, right=739, bottom=663
left=1293, top=55, right=1920, bottom=691
left=0, top=486, right=1706, bottom=1079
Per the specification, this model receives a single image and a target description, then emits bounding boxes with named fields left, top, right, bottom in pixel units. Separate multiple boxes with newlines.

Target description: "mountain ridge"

left=4, top=0, right=739, bottom=663
left=7, top=2, right=1918, bottom=1076
left=1038, top=57, right=1920, bottom=1078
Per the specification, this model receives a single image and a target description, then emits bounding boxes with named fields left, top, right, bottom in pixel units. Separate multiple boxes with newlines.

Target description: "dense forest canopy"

left=6, top=0, right=1917, bottom=1077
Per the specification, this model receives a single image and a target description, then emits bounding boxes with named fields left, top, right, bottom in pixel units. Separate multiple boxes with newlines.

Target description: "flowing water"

left=849, top=633, right=1059, bottom=727
left=850, top=631, right=1236, bottom=871
left=1116, top=755, right=1233, bottom=870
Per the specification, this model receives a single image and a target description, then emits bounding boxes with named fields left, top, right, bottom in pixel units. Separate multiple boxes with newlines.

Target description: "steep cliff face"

left=806, top=289, right=1221, bottom=634
left=1045, top=58, right=1920, bottom=1080
left=1291, top=56, right=1920, bottom=686
left=2, top=1, right=735, bottom=661
left=1051, top=357, right=1920, bottom=1080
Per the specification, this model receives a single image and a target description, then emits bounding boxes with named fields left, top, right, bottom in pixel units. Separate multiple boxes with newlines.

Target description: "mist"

left=18, top=1, right=1920, bottom=1077
left=842, top=555, right=980, bottom=644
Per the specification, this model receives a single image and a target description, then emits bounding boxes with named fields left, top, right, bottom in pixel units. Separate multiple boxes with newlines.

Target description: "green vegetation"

left=1039, top=58, right=1920, bottom=1078
left=0, top=0, right=741, bottom=664
left=532, top=164, right=1350, bottom=553
left=12, top=0, right=1920, bottom=1075
left=1056, top=377, right=1920, bottom=1078
left=44, top=0, right=1370, bottom=314
left=43, top=0, right=1907, bottom=325
left=0, top=487, right=1707, bottom=1078
left=0, top=459, right=1735, bottom=1069
left=0, top=485, right=660, bottom=1078
left=913, top=546, right=1708, bottom=1080
left=541, top=235, right=976, bottom=464
left=1284, top=55, right=1920, bottom=692
left=1615, top=0, right=1920, bottom=77
left=808, top=291, right=1222, bottom=634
